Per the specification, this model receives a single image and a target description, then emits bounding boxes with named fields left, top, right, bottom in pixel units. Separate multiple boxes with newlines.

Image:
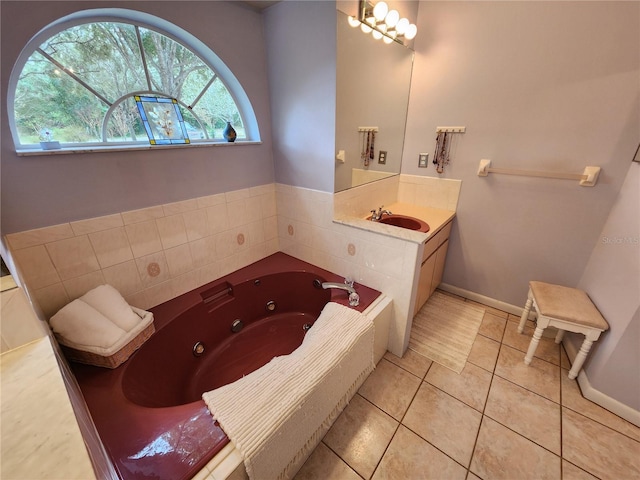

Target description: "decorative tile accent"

left=347, top=243, right=356, bottom=256
left=136, top=252, right=170, bottom=287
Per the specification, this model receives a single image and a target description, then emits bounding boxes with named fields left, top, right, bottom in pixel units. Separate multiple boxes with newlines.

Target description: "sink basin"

left=368, top=214, right=430, bottom=233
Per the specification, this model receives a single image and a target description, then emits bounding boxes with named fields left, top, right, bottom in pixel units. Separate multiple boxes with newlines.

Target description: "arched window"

left=9, top=8, right=259, bottom=152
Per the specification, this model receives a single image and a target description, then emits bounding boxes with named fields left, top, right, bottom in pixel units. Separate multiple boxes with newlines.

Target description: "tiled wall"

left=5, top=184, right=279, bottom=321
left=398, top=175, right=462, bottom=211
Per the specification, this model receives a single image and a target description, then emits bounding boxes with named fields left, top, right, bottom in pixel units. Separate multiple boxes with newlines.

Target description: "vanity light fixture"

left=348, top=0, right=417, bottom=46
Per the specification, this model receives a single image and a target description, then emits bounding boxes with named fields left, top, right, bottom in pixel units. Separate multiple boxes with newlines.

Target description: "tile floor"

left=294, top=292, right=640, bottom=480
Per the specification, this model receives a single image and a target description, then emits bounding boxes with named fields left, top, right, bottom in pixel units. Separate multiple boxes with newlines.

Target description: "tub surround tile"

left=484, top=376, right=561, bottom=455
left=562, top=407, right=640, bottom=479
left=162, top=198, right=199, bottom=216
left=165, top=243, right=195, bottom=278
left=6, top=223, right=75, bottom=250
left=372, top=425, right=467, bottom=480
left=357, top=358, right=421, bottom=421
left=135, top=251, right=171, bottom=287
left=125, top=220, right=163, bottom=258
left=121, top=205, right=165, bottom=225
left=101, top=260, right=144, bottom=297
left=471, top=416, right=561, bottom=480
left=12, top=245, right=61, bottom=289
left=89, top=227, right=134, bottom=268
left=62, top=270, right=106, bottom=301
left=425, top=361, right=492, bottom=412
left=207, top=204, right=231, bottom=235
left=1, top=338, right=96, bottom=480
left=403, top=382, right=482, bottom=466
left=561, top=371, right=640, bottom=442
left=295, top=442, right=360, bottom=480
left=182, top=208, right=211, bottom=241
left=197, top=192, right=226, bottom=209
left=70, top=213, right=123, bottom=236
left=322, top=394, right=398, bottom=479
left=32, top=283, right=69, bottom=320
left=190, top=236, right=218, bottom=266
left=155, top=214, right=188, bottom=250
left=45, top=235, right=100, bottom=281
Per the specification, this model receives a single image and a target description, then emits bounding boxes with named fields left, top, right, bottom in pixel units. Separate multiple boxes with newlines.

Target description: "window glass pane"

left=15, top=51, right=107, bottom=144
left=42, top=23, right=147, bottom=104
left=192, top=77, right=245, bottom=140
left=106, top=97, right=146, bottom=143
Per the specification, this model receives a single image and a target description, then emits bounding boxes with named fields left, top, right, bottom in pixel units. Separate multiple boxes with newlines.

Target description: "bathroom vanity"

left=414, top=219, right=453, bottom=315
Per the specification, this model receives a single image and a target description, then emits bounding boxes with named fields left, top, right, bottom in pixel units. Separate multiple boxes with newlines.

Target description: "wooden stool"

left=518, top=281, right=609, bottom=380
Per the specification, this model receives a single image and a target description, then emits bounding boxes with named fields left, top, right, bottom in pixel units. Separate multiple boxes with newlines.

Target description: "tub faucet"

left=320, top=281, right=360, bottom=307
left=370, top=206, right=393, bottom=221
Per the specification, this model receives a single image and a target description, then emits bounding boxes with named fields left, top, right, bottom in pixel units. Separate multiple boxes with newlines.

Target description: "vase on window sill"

left=40, top=141, right=61, bottom=150
left=223, top=122, right=237, bottom=143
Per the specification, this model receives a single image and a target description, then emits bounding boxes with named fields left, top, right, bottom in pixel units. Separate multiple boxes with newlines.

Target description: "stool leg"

left=524, top=326, right=544, bottom=365
left=568, top=338, right=593, bottom=380
left=554, top=330, right=565, bottom=344
left=518, top=294, right=533, bottom=334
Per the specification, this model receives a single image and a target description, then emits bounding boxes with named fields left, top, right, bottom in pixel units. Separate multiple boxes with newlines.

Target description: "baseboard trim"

left=439, top=283, right=524, bottom=316
left=563, top=340, right=640, bottom=427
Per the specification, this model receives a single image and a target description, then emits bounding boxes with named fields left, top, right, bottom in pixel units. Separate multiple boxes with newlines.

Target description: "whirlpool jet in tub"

left=71, top=253, right=382, bottom=480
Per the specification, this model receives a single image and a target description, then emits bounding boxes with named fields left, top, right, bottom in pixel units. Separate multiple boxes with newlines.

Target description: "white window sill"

left=15, top=141, right=262, bottom=156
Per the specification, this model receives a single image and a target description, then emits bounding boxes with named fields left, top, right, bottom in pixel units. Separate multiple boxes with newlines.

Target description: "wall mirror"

left=334, top=9, right=414, bottom=192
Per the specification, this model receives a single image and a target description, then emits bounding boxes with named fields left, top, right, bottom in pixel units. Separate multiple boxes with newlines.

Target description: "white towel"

left=81, top=284, right=140, bottom=332
left=203, top=302, right=375, bottom=480
left=50, top=299, right=126, bottom=351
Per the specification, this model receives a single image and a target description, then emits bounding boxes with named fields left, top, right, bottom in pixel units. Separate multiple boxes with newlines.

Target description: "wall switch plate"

left=378, top=150, right=387, bottom=164
left=418, top=153, right=429, bottom=167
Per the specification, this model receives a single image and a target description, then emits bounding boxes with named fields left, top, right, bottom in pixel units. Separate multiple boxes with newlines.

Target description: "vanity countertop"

left=334, top=202, right=456, bottom=244
left=0, top=337, right=96, bottom=479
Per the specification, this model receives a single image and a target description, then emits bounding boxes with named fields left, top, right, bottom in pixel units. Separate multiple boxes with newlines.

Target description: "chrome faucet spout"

left=320, top=281, right=360, bottom=307
left=370, top=206, right=393, bottom=221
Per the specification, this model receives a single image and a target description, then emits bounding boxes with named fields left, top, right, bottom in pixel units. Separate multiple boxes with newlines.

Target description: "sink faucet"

left=370, top=206, right=393, bottom=221
left=319, top=281, right=360, bottom=307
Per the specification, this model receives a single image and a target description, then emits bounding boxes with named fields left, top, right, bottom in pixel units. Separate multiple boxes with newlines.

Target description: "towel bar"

left=477, top=159, right=600, bottom=186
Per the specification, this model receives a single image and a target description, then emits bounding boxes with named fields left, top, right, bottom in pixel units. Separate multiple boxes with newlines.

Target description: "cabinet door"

left=414, top=253, right=437, bottom=316
left=429, top=239, right=450, bottom=297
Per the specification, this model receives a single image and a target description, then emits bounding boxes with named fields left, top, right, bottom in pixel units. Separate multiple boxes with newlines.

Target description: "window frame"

left=8, top=8, right=261, bottom=155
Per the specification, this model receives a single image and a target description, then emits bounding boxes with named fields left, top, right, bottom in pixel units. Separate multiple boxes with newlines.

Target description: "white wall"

left=402, top=1, right=639, bottom=307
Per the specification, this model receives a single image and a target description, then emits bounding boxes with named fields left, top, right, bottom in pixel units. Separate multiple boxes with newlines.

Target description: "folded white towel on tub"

left=202, top=301, right=375, bottom=480
left=50, top=299, right=126, bottom=351
left=81, top=284, right=140, bottom=332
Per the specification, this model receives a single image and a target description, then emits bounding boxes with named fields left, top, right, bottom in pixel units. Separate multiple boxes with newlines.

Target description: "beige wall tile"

left=165, top=243, right=194, bottom=277
left=170, top=270, right=199, bottom=297
left=143, top=280, right=174, bottom=308
left=101, top=260, right=144, bottom=297
left=225, top=188, right=250, bottom=203
left=125, top=220, right=163, bottom=258
left=121, top=205, right=165, bottom=225
left=70, top=214, right=123, bottom=236
left=5, top=223, right=74, bottom=250
left=135, top=251, right=170, bottom=287
left=189, top=236, right=217, bottom=266
left=62, top=270, right=106, bottom=300
left=89, top=227, right=134, bottom=268
left=196, top=193, right=226, bottom=209
left=45, top=236, right=100, bottom=281
left=182, top=209, right=210, bottom=241
left=226, top=199, right=249, bottom=228
left=162, top=198, right=199, bottom=216
left=155, top=214, right=188, bottom=249
left=206, top=204, right=229, bottom=235
left=12, top=245, right=60, bottom=289
left=32, top=283, right=69, bottom=319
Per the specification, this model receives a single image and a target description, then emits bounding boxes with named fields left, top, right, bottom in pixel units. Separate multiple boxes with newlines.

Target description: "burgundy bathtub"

left=72, top=253, right=380, bottom=480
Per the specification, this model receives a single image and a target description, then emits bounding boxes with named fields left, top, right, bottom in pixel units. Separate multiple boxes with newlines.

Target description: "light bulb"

left=396, top=18, right=409, bottom=35
left=347, top=16, right=360, bottom=28
left=383, top=35, right=393, bottom=44
left=404, top=24, right=417, bottom=40
left=372, top=29, right=383, bottom=40
left=385, top=9, right=399, bottom=28
left=366, top=16, right=377, bottom=26
left=373, top=1, right=388, bottom=21
left=361, top=22, right=373, bottom=33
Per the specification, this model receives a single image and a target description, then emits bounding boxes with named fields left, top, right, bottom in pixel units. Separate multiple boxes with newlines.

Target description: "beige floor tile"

left=562, top=407, right=640, bottom=479
left=484, top=376, right=561, bottom=454
left=495, top=344, right=560, bottom=403
left=358, top=358, right=421, bottom=420
left=502, top=321, right=560, bottom=366
left=372, top=425, right=467, bottom=480
left=562, top=460, right=599, bottom=480
left=383, top=349, right=432, bottom=379
left=561, top=345, right=571, bottom=370
left=322, top=394, right=398, bottom=479
left=467, top=472, right=482, bottom=480
left=561, top=371, right=640, bottom=442
left=425, top=361, right=492, bottom=412
left=294, top=442, right=360, bottom=480
left=403, top=382, right=482, bottom=466
left=477, top=312, right=507, bottom=342
left=470, top=416, right=561, bottom=480
left=467, top=334, right=501, bottom=372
